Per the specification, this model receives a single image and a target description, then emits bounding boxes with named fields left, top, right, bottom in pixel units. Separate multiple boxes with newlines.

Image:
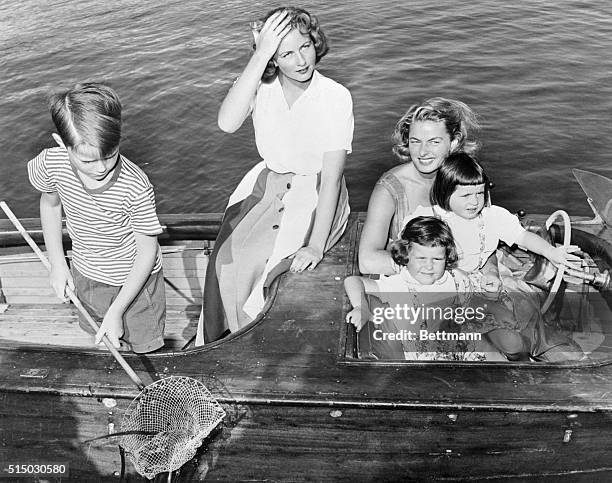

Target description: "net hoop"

left=120, top=376, right=225, bottom=479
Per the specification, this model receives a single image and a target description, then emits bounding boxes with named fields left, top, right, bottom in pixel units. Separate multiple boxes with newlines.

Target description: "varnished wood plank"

left=3, top=391, right=611, bottom=481
left=0, top=390, right=138, bottom=480
left=201, top=405, right=612, bottom=481
left=2, top=295, right=63, bottom=304
left=0, top=302, right=196, bottom=349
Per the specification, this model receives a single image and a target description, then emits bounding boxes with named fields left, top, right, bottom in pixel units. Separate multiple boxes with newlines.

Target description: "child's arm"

left=290, top=150, right=346, bottom=272
left=344, top=275, right=374, bottom=333
left=39, top=192, right=74, bottom=301
left=94, top=233, right=158, bottom=348
left=515, top=230, right=580, bottom=266
left=217, top=11, right=291, bottom=133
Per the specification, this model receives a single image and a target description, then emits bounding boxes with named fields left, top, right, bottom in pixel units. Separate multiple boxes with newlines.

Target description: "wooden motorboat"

left=1, top=172, right=612, bottom=480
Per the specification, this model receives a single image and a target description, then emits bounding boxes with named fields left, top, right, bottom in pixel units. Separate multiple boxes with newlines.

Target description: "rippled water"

left=2, top=0, right=612, bottom=218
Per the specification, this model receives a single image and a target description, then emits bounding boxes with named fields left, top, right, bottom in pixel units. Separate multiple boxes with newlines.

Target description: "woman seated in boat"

left=406, top=153, right=585, bottom=361
left=345, top=216, right=519, bottom=361
left=196, top=7, right=353, bottom=344
left=358, top=97, right=499, bottom=294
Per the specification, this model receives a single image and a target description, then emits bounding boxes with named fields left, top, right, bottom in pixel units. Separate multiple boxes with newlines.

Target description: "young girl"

left=407, top=152, right=584, bottom=361
left=345, top=216, right=514, bottom=361
left=411, top=152, right=579, bottom=286
left=197, top=7, right=353, bottom=344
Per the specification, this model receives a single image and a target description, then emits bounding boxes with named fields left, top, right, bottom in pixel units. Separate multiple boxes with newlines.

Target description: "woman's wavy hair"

left=390, top=216, right=458, bottom=269
left=391, top=97, right=480, bottom=163
left=430, top=152, right=490, bottom=211
left=252, top=7, right=329, bottom=83
left=49, top=82, right=122, bottom=157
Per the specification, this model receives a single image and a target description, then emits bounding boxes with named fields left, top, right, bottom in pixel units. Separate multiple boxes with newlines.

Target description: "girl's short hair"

left=391, top=97, right=480, bottom=163
left=430, top=152, right=490, bottom=211
left=390, top=216, right=458, bottom=268
left=49, top=82, right=122, bottom=157
left=253, top=7, right=329, bottom=83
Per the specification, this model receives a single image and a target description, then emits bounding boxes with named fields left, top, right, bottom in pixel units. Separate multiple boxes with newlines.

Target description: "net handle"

left=0, top=201, right=145, bottom=391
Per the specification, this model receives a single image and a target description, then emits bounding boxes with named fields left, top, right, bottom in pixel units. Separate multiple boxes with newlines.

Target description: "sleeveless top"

left=375, top=164, right=433, bottom=241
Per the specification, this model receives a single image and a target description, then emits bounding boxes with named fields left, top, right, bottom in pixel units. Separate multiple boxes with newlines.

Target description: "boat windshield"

left=573, top=168, right=612, bottom=226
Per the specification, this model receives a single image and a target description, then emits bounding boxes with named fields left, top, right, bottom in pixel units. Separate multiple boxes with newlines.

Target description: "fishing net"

left=120, top=376, right=226, bottom=479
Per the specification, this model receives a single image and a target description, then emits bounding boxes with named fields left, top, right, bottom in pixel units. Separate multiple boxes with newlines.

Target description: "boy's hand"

left=95, top=308, right=124, bottom=348
left=547, top=244, right=581, bottom=267
left=49, top=265, right=75, bottom=303
left=346, top=306, right=371, bottom=333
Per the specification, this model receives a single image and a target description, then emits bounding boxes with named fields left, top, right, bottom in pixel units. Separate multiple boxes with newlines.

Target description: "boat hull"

left=1, top=213, right=612, bottom=480
left=3, top=389, right=612, bottom=480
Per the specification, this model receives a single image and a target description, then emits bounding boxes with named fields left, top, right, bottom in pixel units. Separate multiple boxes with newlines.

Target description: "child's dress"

left=360, top=268, right=498, bottom=361
left=404, top=205, right=584, bottom=361
left=408, top=205, right=524, bottom=272
left=197, top=71, right=354, bottom=344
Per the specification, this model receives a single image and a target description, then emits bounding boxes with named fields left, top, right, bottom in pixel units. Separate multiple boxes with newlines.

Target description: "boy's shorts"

left=72, top=266, right=166, bottom=353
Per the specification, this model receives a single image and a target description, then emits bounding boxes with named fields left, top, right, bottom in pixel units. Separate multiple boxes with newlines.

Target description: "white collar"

left=399, top=268, right=451, bottom=287
left=271, top=69, right=322, bottom=106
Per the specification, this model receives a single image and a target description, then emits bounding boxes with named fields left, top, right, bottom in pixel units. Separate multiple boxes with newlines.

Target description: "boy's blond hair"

left=49, top=82, right=122, bottom=157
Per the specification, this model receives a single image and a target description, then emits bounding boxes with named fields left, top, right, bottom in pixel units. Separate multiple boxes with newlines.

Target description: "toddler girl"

left=346, top=216, right=511, bottom=361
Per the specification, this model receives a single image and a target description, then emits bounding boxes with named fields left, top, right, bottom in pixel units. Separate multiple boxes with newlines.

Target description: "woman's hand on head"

left=290, top=246, right=323, bottom=273
left=255, top=10, right=293, bottom=60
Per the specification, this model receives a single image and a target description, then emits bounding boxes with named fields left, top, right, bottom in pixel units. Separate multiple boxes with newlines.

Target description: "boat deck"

left=0, top=243, right=209, bottom=350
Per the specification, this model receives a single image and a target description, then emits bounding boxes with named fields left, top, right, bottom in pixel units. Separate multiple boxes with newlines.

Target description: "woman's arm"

left=290, top=150, right=346, bottom=272
left=40, top=192, right=74, bottom=301
left=358, top=184, right=397, bottom=275
left=94, top=233, right=158, bottom=348
left=217, top=10, right=291, bottom=132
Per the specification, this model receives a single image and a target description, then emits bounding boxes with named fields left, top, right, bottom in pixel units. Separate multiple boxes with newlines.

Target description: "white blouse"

left=252, top=70, right=353, bottom=175
left=407, top=205, right=525, bottom=272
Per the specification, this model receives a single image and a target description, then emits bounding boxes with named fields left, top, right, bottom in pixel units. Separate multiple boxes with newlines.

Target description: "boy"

left=28, top=82, right=165, bottom=353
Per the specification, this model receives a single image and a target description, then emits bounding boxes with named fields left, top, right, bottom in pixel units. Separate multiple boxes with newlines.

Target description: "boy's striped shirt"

left=28, top=147, right=163, bottom=286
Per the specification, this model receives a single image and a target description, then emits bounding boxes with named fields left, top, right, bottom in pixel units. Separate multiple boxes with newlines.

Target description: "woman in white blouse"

left=196, top=7, right=354, bottom=344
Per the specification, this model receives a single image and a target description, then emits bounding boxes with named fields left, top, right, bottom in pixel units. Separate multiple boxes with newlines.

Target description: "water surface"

left=2, top=0, right=611, bottom=217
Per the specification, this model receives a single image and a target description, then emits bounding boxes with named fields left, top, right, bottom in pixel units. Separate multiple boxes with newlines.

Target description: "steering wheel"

left=540, top=210, right=572, bottom=314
